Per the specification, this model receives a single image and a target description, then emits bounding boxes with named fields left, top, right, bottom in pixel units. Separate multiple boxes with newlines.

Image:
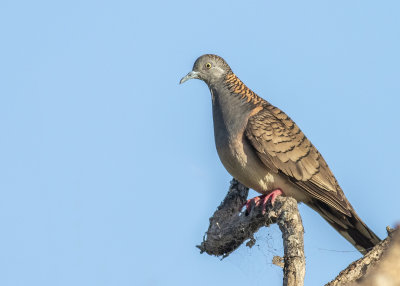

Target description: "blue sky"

left=1, top=1, right=399, bottom=285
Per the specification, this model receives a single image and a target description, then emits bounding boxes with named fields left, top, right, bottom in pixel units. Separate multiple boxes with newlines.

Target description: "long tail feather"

left=309, top=200, right=381, bottom=255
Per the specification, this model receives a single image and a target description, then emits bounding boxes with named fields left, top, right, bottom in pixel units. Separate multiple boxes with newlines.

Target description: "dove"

left=180, top=54, right=381, bottom=254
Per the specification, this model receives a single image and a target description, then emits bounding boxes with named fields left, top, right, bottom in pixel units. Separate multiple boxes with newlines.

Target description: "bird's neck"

left=210, top=71, right=264, bottom=116
left=210, top=72, right=264, bottom=143
left=223, top=72, right=263, bottom=103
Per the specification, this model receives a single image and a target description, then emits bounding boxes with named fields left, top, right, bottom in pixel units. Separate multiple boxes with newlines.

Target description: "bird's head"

left=180, top=54, right=232, bottom=87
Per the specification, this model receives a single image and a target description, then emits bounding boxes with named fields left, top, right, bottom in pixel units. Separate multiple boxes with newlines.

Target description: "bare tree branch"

left=197, top=179, right=305, bottom=286
left=326, top=227, right=399, bottom=286
left=197, top=179, right=398, bottom=286
left=355, top=227, right=400, bottom=286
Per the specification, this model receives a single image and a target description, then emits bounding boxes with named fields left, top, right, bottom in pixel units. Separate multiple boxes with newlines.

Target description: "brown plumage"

left=180, top=54, right=381, bottom=255
left=244, top=95, right=380, bottom=254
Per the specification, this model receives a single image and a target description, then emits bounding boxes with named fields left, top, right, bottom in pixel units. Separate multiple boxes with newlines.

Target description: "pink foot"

left=244, top=189, right=283, bottom=215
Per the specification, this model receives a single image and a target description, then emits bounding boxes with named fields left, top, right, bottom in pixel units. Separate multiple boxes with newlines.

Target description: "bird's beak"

left=179, top=71, right=200, bottom=84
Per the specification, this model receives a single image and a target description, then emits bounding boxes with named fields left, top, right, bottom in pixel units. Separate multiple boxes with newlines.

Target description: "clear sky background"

left=1, top=1, right=399, bottom=285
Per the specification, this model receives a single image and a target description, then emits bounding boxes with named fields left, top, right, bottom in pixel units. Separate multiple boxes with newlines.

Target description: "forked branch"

left=197, top=179, right=305, bottom=286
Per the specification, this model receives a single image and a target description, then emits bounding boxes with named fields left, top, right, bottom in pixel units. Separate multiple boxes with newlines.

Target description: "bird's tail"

left=310, top=201, right=381, bottom=255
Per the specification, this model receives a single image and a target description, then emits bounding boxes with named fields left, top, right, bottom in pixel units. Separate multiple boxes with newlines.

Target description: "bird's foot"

left=244, top=189, right=283, bottom=215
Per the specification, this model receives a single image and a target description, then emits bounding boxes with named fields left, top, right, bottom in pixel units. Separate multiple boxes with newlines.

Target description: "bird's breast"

left=211, top=88, right=307, bottom=201
left=215, top=134, right=274, bottom=193
left=212, top=91, right=274, bottom=193
left=215, top=133, right=308, bottom=202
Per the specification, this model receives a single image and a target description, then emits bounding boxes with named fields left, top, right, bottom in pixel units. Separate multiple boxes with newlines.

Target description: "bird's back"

left=211, top=71, right=381, bottom=254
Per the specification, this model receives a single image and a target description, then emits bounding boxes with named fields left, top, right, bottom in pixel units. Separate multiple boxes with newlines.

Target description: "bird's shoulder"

left=245, top=101, right=310, bottom=174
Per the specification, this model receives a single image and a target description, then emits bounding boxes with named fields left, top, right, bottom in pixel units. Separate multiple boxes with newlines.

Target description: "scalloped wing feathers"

left=245, top=103, right=352, bottom=216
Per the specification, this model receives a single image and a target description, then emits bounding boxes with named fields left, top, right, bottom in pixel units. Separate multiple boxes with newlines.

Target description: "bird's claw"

left=244, top=189, right=283, bottom=215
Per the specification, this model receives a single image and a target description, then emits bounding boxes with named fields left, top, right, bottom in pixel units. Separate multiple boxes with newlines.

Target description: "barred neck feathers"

left=224, top=72, right=263, bottom=105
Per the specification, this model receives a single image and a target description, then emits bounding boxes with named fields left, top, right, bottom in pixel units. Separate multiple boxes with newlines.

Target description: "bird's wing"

left=245, top=103, right=351, bottom=215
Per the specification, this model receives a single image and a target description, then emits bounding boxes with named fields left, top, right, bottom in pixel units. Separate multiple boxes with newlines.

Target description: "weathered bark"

left=198, top=179, right=305, bottom=286
left=355, top=227, right=400, bottom=286
left=326, top=227, right=400, bottom=286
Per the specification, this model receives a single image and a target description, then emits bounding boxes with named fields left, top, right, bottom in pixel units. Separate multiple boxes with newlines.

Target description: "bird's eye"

left=205, top=63, right=212, bottom=69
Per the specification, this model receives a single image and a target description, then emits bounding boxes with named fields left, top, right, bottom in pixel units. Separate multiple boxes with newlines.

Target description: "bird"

left=180, top=54, right=381, bottom=255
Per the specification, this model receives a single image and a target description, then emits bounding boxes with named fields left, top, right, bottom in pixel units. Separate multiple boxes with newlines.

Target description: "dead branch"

left=326, top=227, right=400, bottom=286
left=197, top=178, right=398, bottom=286
left=197, top=179, right=305, bottom=286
